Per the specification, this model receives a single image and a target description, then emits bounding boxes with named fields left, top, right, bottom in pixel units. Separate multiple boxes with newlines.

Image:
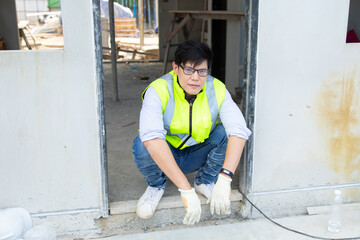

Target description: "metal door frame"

left=239, top=0, right=258, bottom=218
left=92, top=0, right=109, bottom=217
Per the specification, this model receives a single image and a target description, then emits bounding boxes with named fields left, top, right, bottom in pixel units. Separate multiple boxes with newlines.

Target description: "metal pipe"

left=23, top=0, right=26, bottom=21
left=138, top=0, right=144, bottom=48
left=155, top=0, right=158, bottom=29
left=133, top=0, right=137, bottom=18
left=108, top=0, right=119, bottom=101
left=147, top=0, right=151, bottom=29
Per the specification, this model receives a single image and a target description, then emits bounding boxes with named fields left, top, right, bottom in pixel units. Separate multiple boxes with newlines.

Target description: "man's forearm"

left=143, top=138, right=192, bottom=190
left=221, top=136, right=246, bottom=175
left=208, top=136, right=246, bottom=215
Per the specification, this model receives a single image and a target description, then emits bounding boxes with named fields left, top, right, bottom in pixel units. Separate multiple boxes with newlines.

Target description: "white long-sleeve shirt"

left=139, top=86, right=251, bottom=143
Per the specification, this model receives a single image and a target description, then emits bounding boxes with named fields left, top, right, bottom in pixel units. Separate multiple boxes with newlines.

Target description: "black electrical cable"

left=239, top=191, right=360, bottom=240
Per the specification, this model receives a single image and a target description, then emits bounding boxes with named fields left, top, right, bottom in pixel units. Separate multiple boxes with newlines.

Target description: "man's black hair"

left=174, top=40, right=213, bottom=69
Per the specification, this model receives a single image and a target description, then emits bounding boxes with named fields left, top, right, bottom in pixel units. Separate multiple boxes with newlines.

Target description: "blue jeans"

left=132, top=124, right=228, bottom=189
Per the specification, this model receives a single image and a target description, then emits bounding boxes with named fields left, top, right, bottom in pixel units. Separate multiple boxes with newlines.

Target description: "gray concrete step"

left=96, top=190, right=244, bottom=236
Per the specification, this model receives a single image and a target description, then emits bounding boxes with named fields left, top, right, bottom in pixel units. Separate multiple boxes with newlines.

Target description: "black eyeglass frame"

left=178, top=64, right=210, bottom=77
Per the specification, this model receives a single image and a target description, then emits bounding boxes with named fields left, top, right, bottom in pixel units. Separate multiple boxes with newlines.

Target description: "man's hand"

left=207, top=174, right=232, bottom=215
left=179, top=188, right=201, bottom=225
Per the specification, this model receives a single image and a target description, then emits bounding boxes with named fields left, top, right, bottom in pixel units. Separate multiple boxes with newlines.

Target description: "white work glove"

left=179, top=188, right=201, bottom=225
left=207, top=174, right=232, bottom=215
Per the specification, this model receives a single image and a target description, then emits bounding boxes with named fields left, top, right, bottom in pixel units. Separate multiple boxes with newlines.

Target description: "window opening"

left=0, top=0, right=63, bottom=51
left=101, top=0, right=159, bottom=61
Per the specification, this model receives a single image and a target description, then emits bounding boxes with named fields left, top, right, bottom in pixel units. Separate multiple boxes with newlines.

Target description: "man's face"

left=172, top=60, right=208, bottom=97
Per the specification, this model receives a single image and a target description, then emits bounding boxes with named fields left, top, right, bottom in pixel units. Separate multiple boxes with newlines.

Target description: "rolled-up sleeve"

left=139, top=86, right=167, bottom=142
left=219, top=90, right=252, bottom=140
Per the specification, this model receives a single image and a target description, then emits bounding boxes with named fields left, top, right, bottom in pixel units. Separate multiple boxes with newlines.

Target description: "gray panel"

left=248, top=1, right=360, bottom=217
left=0, top=0, right=104, bottom=214
left=0, top=0, right=20, bottom=50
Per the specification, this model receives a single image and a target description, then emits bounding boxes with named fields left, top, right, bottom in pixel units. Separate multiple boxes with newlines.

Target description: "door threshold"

left=110, top=189, right=243, bottom=215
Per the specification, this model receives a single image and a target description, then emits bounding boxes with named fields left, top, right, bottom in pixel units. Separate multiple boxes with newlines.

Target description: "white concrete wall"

left=0, top=0, right=105, bottom=220
left=251, top=0, right=360, bottom=216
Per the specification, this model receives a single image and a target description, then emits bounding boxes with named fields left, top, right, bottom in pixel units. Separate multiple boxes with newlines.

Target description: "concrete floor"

left=96, top=209, right=360, bottom=240
left=104, top=61, right=163, bottom=202
left=103, top=62, right=240, bottom=203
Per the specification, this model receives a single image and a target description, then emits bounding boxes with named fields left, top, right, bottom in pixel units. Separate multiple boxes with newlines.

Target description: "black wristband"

left=220, top=168, right=233, bottom=178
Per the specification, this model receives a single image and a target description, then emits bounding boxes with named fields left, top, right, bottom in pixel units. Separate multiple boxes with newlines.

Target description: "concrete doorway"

left=102, top=0, right=257, bottom=225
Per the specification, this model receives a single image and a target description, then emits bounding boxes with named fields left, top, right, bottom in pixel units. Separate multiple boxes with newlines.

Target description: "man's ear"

left=172, top=62, right=178, bottom=74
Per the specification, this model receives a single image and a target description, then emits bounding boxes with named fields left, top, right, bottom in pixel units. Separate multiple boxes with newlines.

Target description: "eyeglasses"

left=178, top=64, right=209, bottom=77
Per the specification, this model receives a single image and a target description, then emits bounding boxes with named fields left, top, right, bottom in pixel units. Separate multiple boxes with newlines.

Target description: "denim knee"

left=194, top=125, right=228, bottom=184
left=133, top=136, right=151, bottom=164
left=132, top=136, right=167, bottom=188
left=207, top=124, right=228, bottom=146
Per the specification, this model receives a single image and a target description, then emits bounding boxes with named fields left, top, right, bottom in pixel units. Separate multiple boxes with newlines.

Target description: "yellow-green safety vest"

left=142, top=70, right=226, bottom=149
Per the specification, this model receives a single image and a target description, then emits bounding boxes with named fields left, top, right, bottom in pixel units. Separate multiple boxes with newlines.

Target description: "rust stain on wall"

left=316, top=68, right=360, bottom=182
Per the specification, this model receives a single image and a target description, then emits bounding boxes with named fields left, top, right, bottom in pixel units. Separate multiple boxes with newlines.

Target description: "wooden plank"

left=165, top=14, right=192, bottom=43
left=168, top=10, right=245, bottom=21
left=138, top=0, right=144, bottom=47
left=115, top=25, right=136, bottom=30
left=168, top=10, right=246, bottom=16
left=115, top=31, right=136, bottom=36
left=114, top=17, right=137, bottom=36
left=110, top=189, right=242, bottom=215
left=115, top=18, right=136, bottom=23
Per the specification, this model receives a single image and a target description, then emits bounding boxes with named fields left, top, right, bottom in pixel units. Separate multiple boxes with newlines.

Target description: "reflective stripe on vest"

left=143, top=70, right=225, bottom=149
